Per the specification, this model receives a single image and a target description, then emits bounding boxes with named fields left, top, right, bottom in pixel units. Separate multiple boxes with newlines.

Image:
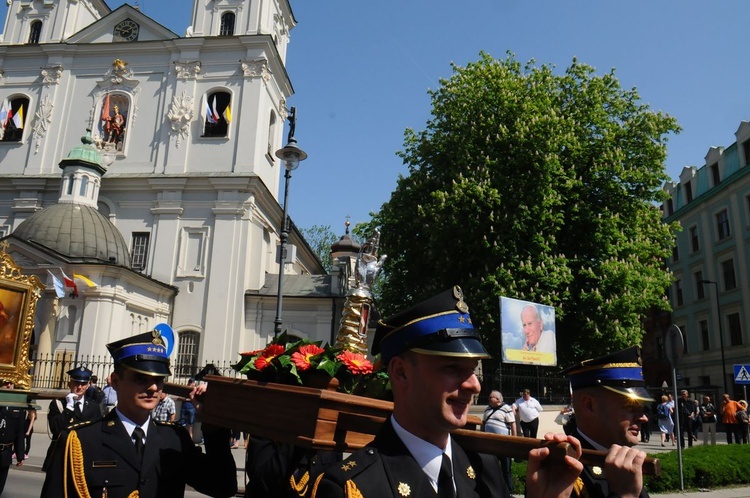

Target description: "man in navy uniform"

left=565, top=347, right=652, bottom=498
left=308, top=286, right=583, bottom=498
left=0, top=381, right=25, bottom=494
left=41, top=329, right=237, bottom=498
left=42, top=365, right=103, bottom=471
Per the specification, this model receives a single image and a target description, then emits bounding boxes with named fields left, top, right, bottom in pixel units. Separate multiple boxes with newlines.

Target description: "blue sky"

left=4, top=1, right=750, bottom=236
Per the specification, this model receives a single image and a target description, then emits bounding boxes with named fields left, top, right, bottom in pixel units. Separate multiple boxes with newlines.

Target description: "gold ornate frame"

left=0, top=241, right=43, bottom=388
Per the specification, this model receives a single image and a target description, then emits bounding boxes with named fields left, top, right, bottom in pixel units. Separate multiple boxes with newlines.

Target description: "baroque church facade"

left=0, top=0, right=351, bottom=380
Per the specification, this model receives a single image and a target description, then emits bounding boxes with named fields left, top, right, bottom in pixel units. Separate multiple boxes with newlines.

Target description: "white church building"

left=0, top=0, right=354, bottom=381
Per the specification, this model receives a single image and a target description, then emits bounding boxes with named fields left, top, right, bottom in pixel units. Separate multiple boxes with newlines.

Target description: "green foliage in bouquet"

left=234, top=332, right=391, bottom=399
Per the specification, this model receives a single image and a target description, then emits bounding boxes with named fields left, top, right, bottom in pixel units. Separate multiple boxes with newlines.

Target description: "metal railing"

left=28, top=352, right=243, bottom=390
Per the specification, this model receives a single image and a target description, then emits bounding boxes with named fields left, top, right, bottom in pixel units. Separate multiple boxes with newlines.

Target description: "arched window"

left=220, top=12, right=235, bottom=36
left=175, top=331, right=200, bottom=378
left=79, top=176, right=88, bottom=196
left=202, top=91, right=231, bottom=138
left=0, top=96, right=29, bottom=142
left=28, top=21, right=42, bottom=44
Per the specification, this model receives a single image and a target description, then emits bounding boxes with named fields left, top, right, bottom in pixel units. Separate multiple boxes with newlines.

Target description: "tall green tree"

left=374, top=53, right=680, bottom=365
left=300, top=225, right=339, bottom=273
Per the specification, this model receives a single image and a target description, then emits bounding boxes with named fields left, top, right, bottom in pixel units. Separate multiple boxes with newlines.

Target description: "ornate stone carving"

left=40, top=65, right=63, bottom=85
left=96, top=58, right=141, bottom=94
left=279, top=98, right=288, bottom=121
left=174, top=61, right=202, bottom=79
left=240, top=59, right=270, bottom=80
left=32, top=94, right=53, bottom=153
left=167, top=92, right=194, bottom=147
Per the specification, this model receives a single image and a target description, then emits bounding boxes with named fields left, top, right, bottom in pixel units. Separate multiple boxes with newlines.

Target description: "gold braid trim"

left=63, top=430, right=140, bottom=498
left=344, top=479, right=364, bottom=498
left=309, top=472, right=325, bottom=498
left=290, top=470, right=310, bottom=496
left=64, top=431, right=91, bottom=498
left=573, top=477, right=588, bottom=498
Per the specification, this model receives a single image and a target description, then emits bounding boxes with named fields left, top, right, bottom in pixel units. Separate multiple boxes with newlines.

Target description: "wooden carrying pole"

left=164, top=376, right=660, bottom=476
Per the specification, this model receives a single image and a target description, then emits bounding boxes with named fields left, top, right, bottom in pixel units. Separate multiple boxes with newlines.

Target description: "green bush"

left=508, top=445, right=750, bottom=494
left=645, top=445, right=750, bottom=493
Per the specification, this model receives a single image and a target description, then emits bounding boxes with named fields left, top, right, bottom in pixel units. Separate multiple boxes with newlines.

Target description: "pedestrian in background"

left=699, top=395, right=718, bottom=445
left=721, top=393, right=741, bottom=444
left=656, top=395, right=674, bottom=447
left=482, top=390, right=516, bottom=492
left=180, top=378, right=197, bottom=440
left=152, top=391, right=176, bottom=423
left=677, top=390, right=696, bottom=448
left=101, top=374, right=118, bottom=414
left=513, top=388, right=543, bottom=438
left=735, top=400, right=749, bottom=444
left=23, top=406, right=36, bottom=459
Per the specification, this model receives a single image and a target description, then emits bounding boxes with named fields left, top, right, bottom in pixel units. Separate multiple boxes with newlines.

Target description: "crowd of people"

left=0, top=286, right=749, bottom=497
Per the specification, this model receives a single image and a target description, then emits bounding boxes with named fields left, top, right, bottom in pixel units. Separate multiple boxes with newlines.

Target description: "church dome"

left=331, top=221, right=361, bottom=257
left=13, top=203, right=131, bottom=267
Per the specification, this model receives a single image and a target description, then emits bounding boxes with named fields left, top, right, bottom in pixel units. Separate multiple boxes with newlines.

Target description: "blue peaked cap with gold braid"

left=563, top=346, right=653, bottom=402
left=372, top=286, right=490, bottom=363
left=106, top=329, right=171, bottom=377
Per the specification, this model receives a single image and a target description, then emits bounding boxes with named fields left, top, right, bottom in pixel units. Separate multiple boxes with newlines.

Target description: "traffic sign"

left=734, top=364, right=750, bottom=385
left=665, top=325, right=684, bottom=366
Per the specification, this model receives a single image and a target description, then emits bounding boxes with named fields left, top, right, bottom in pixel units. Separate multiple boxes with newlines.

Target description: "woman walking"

left=657, top=395, right=675, bottom=446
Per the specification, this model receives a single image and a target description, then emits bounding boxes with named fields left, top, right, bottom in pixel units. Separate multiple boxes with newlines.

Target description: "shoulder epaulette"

left=319, top=446, right=378, bottom=486
left=154, top=419, right=179, bottom=426
left=68, top=420, right=94, bottom=430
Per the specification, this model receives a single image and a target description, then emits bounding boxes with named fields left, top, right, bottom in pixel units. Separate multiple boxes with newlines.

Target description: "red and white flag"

left=60, top=269, right=78, bottom=298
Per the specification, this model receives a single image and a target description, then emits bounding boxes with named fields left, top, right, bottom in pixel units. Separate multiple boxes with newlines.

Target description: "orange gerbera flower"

left=337, top=351, right=373, bottom=375
left=291, top=344, right=325, bottom=371
left=254, top=344, right=286, bottom=370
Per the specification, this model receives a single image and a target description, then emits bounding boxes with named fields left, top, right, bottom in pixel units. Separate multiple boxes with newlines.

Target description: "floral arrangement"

left=234, top=333, right=391, bottom=399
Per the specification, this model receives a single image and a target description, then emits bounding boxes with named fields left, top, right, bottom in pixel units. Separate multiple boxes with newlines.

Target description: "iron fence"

left=29, top=352, right=570, bottom=407
left=29, top=352, right=243, bottom=390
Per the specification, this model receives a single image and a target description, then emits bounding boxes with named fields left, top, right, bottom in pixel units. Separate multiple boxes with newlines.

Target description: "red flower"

left=240, top=349, right=262, bottom=357
left=337, top=351, right=373, bottom=375
left=291, top=344, right=325, bottom=371
left=254, top=344, right=286, bottom=370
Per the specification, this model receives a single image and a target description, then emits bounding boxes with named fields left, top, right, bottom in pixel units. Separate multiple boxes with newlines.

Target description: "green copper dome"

left=58, top=130, right=107, bottom=174
left=13, top=204, right=131, bottom=267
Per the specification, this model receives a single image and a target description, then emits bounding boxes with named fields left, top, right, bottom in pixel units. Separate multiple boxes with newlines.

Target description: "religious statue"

left=334, top=231, right=387, bottom=355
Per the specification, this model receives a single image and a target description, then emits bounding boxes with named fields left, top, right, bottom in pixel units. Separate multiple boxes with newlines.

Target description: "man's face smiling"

left=521, top=308, right=543, bottom=347
left=592, top=390, right=647, bottom=447
left=112, top=368, right=165, bottom=423
left=393, top=353, right=481, bottom=447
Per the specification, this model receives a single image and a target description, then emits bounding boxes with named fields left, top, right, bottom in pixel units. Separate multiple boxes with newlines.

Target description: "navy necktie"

left=438, top=453, right=455, bottom=498
left=132, top=427, right=145, bottom=461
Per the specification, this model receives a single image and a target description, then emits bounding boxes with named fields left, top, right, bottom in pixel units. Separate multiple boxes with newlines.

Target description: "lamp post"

left=700, top=279, right=729, bottom=395
left=273, top=108, right=307, bottom=337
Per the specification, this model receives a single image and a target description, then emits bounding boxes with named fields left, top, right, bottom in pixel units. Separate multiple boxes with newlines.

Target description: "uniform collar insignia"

left=466, top=465, right=476, bottom=479
left=397, top=482, right=411, bottom=496
left=341, top=460, right=357, bottom=472
left=592, top=466, right=603, bottom=476
left=107, top=420, right=115, bottom=426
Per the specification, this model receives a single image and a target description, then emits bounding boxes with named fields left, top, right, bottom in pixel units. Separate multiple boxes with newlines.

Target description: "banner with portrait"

left=500, top=297, right=557, bottom=366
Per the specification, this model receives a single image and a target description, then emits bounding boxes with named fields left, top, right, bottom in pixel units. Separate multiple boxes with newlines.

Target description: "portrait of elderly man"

left=520, top=304, right=556, bottom=353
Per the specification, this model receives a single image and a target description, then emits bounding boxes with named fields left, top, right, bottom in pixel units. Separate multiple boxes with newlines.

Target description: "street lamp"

left=700, top=279, right=729, bottom=395
left=273, top=107, right=307, bottom=337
